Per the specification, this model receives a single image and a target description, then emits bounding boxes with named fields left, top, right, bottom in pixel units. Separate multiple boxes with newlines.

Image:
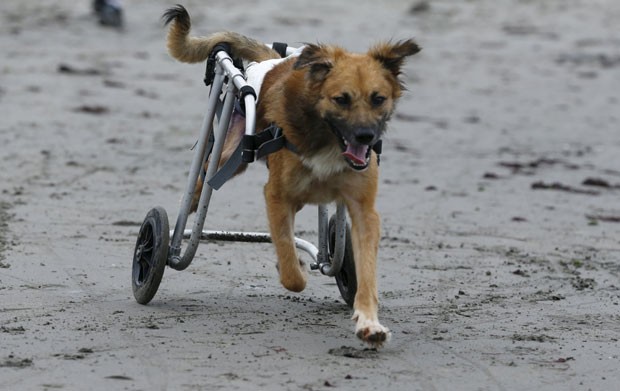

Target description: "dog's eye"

left=370, top=93, right=387, bottom=107
left=332, top=94, right=351, bottom=107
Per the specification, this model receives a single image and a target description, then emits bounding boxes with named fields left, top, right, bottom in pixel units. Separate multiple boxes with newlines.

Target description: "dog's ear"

left=369, top=39, right=421, bottom=78
left=294, top=44, right=333, bottom=82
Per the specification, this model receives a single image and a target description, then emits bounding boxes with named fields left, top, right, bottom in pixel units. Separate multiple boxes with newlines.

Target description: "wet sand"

left=1, top=1, right=620, bottom=390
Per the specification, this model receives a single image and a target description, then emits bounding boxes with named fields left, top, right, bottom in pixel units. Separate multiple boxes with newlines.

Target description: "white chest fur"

left=299, top=146, right=350, bottom=182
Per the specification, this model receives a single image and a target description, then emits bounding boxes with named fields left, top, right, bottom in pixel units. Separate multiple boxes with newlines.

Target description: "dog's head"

left=293, top=40, right=420, bottom=171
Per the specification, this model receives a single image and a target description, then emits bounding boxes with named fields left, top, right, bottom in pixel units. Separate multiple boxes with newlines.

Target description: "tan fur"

left=164, top=5, right=420, bottom=347
left=163, top=6, right=278, bottom=63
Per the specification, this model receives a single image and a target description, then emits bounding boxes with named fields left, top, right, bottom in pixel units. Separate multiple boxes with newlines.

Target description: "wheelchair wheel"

left=132, top=207, right=169, bottom=305
left=328, top=214, right=357, bottom=308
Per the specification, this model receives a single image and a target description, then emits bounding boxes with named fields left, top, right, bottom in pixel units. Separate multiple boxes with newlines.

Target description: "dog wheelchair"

left=131, top=43, right=357, bottom=308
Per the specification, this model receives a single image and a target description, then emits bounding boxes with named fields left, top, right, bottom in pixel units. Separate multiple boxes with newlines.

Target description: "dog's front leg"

left=344, top=194, right=391, bottom=347
left=264, top=183, right=307, bottom=293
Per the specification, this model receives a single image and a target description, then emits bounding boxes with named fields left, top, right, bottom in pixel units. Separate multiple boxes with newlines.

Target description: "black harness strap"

left=206, top=141, right=243, bottom=190
left=255, top=124, right=298, bottom=159
left=272, top=42, right=288, bottom=58
left=204, top=43, right=244, bottom=86
left=207, top=124, right=296, bottom=190
left=204, top=43, right=230, bottom=86
left=373, top=139, right=382, bottom=165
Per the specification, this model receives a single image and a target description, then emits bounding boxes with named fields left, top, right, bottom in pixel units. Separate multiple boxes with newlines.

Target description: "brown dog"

left=163, top=5, right=420, bottom=347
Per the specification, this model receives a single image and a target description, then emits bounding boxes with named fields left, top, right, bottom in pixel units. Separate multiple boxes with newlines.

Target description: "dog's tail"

left=162, top=5, right=279, bottom=64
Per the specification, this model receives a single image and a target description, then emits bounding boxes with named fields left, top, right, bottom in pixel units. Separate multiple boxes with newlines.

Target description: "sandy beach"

left=1, top=0, right=620, bottom=389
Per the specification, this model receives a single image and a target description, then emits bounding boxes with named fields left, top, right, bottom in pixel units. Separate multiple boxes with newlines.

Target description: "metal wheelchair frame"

left=131, top=44, right=356, bottom=307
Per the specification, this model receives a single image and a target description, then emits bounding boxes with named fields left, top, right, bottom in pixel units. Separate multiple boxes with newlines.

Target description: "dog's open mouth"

left=327, top=121, right=373, bottom=171
left=341, top=139, right=371, bottom=171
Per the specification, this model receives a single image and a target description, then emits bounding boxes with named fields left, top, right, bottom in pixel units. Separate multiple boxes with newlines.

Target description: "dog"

left=163, top=5, right=420, bottom=347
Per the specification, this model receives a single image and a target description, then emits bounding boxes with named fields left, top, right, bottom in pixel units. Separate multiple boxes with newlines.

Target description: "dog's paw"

left=276, top=259, right=307, bottom=292
left=352, top=310, right=391, bottom=348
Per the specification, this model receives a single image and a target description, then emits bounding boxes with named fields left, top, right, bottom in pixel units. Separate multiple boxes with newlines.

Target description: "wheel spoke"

left=141, top=253, right=154, bottom=268
left=143, top=226, right=153, bottom=245
left=134, top=223, right=156, bottom=285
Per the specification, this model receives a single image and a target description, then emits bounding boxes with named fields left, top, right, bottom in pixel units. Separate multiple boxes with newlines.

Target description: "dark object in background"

left=409, top=1, right=431, bottom=14
left=93, top=0, right=123, bottom=28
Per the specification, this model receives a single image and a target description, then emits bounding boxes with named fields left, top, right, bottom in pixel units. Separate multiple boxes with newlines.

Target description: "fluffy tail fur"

left=162, top=5, right=279, bottom=63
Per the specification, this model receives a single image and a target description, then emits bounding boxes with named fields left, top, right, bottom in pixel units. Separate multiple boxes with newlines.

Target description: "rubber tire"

left=132, top=207, right=169, bottom=305
left=329, top=214, right=357, bottom=308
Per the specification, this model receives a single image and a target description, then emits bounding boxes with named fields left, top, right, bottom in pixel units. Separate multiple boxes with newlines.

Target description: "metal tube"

left=243, top=95, right=256, bottom=137
left=215, top=51, right=257, bottom=137
left=319, top=203, right=347, bottom=277
left=215, top=52, right=249, bottom=91
left=311, top=204, right=329, bottom=270
left=168, top=74, right=237, bottom=271
left=169, top=70, right=226, bottom=261
left=174, top=229, right=318, bottom=263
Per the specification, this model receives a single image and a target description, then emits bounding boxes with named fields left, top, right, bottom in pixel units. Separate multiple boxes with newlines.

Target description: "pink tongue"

left=342, top=144, right=368, bottom=165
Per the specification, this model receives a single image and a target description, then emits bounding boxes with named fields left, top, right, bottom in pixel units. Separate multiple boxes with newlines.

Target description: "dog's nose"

left=354, top=128, right=376, bottom=145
